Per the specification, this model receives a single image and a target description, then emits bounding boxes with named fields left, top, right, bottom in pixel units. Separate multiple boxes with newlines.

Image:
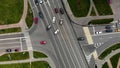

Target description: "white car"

left=95, top=31, right=102, bottom=34
left=52, top=17, right=56, bottom=23
left=39, top=0, right=43, bottom=4
left=59, top=19, right=64, bottom=25
left=54, top=29, right=59, bottom=34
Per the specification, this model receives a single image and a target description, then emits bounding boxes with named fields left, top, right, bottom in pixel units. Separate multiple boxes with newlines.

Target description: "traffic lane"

left=59, top=26, right=81, bottom=68
left=0, top=39, right=20, bottom=43
left=96, top=37, right=120, bottom=55
left=0, top=42, right=20, bottom=48
left=40, top=1, right=70, bottom=68
left=48, top=2, right=80, bottom=67
left=0, top=33, right=24, bottom=39
left=92, top=32, right=120, bottom=43
left=46, top=30, right=67, bottom=68
left=57, top=29, right=77, bottom=68
left=61, top=17, right=88, bottom=68
left=61, top=11, right=89, bottom=68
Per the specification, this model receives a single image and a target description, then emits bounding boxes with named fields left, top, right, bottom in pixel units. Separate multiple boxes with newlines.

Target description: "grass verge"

left=67, top=0, right=90, bottom=17
left=0, top=0, right=23, bottom=25
left=25, top=3, right=33, bottom=28
left=33, top=51, right=47, bottom=58
left=98, top=43, right=120, bottom=60
left=0, top=27, right=21, bottom=34
left=0, top=52, right=29, bottom=61
left=90, top=7, right=96, bottom=16
left=110, top=53, right=120, bottom=68
left=88, top=18, right=113, bottom=25
left=93, top=0, right=113, bottom=15
left=102, top=62, right=109, bottom=68
left=0, top=61, right=51, bottom=68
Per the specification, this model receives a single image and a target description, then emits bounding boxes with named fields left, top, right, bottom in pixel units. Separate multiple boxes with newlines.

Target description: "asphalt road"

left=29, top=0, right=89, bottom=68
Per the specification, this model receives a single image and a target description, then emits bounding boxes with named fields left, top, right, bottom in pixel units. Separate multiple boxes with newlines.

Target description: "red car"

left=34, top=17, right=38, bottom=24
left=54, top=8, right=58, bottom=13
left=40, top=41, right=47, bottom=44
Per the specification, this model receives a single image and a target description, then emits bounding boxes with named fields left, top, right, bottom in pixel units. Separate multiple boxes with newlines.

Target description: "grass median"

left=0, top=61, right=51, bottom=68
left=102, top=62, right=109, bottom=68
left=88, top=18, right=113, bottom=25
left=0, top=27, right=21, bottom=34
left=98, top=43, right=120, bottom=60
left=33, top=51, right=47, bottom=58
left=0, top=0, right=23, bottom=25
left=67, top=0, right=90, bottom=17
left=25, top=3, right=33, bottom=29
left=93, top=0, right=113, bottom=15
left=0, top=52, right=29, bottom=61
left=110, top=53, right=120, bottom=68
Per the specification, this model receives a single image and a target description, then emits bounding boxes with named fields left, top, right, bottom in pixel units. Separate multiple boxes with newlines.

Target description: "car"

left=105, top=25, right=111, bottom=29
left=52, top=17, right=56, bottom=23
left=59, top=19, right=64, bottom=25
left=39, top=0, right=43, bottom=4
left=77, top=37, right=85, bottom=41
left=34, top=17, right=38, bottom=24
left=54, top=29, right=60, bottom=34
left=46, top=25, right=51, bottom=30
left=95, top=31, right=102, bottom=34
left=6, top=49, right=12, bottom=52
left=54, top=8, right=58, bottom=13
left=39, top=11, right=44, bottom=18
left=105, top=29, right=113, bottom=32
left=59, top=8, right=64, bottom=14
left=14, top=48, right=20, bottom=52
left=40, top=41, right=46, bottom=44
left=34, top=0, right=39, bottom=6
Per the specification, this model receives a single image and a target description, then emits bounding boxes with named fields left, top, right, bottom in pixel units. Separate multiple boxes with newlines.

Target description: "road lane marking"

left=0, top=46, right=20, bottom=49
left=0, top=37, right=27, bottom=41
left=83, top=27, right=94, bottom=44
left=93, top=50, right=98, bottom=59
left=92, top=32, right=120, bottom=36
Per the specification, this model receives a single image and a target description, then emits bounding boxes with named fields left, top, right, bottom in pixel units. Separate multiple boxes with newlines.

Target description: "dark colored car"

left=14, top=48, right=20, bottom=52
left=6, top=49, right=12, bottom=52
left=105, top=29, right=113, bottom=32
left=59, top=8, right=64, bottom=14
left=34, top=17, right=38, bottom=24
left=39, top=11, right=44, bottom=18
left=105, top=25, right=111, bottom=29
left=77, top=37, right=85, bottom=41
left=34, top=0, right=39, bottom=6
left=54, top=8, right=58, bottom=13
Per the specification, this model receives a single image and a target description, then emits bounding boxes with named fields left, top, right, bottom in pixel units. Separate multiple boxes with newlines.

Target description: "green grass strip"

left=67, top=0, right=90, bottom=17
left=88, top=18, right=113, bottom=25
left=33, top=51, right=47, bottom=58
left=0, top=52, right=29, bottom=61
left=110, top=53, right=120, bottom=68
left=0, top=61, right=51, bottom=68
left=26, top=3, right=33, bottom=28
left=0, top=27, right=21, bottom=34
left=99, top=43, right=120, bottom=60
left=93, top=0, right=113, bottom=15
left=102, top=62, right=109, bottom=68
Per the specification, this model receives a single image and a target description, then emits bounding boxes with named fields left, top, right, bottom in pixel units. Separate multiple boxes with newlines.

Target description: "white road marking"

left=92, top=25, right=95, bottom=35
left=92, top=32, right=120, bottom=36
left=0, top=37, right=27, bottom=41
